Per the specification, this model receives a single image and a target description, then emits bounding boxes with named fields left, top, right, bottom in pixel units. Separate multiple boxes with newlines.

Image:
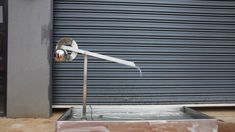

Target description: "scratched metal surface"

left=58, top=106, right=213, bottom=121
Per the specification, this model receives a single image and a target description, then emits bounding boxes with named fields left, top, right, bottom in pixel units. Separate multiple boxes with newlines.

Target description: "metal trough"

left=57, top=106, right=218, bottom=132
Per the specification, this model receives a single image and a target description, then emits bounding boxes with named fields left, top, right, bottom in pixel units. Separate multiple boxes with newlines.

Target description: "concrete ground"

left=0, top=110, right=63, bottom=132
left=0, top=107, right=235, bottom=132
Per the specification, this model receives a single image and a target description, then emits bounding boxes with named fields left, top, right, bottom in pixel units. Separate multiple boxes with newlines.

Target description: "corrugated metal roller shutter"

left=53, top=0, right=235, bottom=105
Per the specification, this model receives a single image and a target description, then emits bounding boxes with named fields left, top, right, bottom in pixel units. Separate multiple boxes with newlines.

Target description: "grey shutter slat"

left=52, top=0, right=235, bottom=105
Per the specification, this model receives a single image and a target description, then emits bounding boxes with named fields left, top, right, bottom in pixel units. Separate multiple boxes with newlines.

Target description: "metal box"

left=57, top=106, right=218, bottom=132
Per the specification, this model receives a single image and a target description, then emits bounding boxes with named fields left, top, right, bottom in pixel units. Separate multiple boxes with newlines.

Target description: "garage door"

left=53, top=0, right=235, bottom=105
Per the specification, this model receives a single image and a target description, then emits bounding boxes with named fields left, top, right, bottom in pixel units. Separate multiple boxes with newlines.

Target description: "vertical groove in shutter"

left=53, top=0, right=235, bottom=105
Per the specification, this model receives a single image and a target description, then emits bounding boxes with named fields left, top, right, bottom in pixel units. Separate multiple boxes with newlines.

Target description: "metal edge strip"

left=53, top=104, right=235, bottom=108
